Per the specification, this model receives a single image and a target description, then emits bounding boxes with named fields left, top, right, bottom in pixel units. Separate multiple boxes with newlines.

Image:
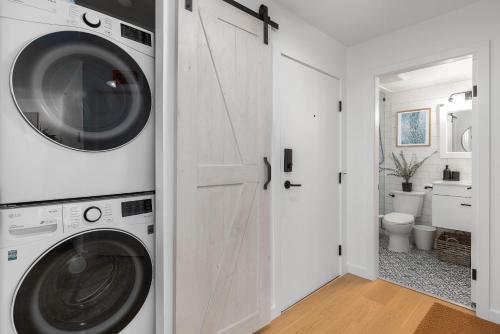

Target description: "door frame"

left=154, top=0, right=177, bottom=333
left=371, top=42, right=492, bottom=321
left=273, top=52, right=344, bottom=315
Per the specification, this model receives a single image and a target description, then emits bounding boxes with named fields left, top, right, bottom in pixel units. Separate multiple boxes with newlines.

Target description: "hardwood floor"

left=257, top=274, right=474, bottom=334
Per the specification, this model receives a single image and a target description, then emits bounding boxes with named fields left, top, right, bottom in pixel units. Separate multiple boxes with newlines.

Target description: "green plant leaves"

left=382, top=150, right=437, bottom=183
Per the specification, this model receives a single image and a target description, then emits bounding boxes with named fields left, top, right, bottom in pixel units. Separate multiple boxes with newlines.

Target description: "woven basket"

left=436, top=231, right=471, bottom=267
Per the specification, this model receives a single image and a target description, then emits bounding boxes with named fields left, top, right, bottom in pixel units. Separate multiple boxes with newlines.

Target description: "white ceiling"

left=379, top=57, right=473, bottom=92
left=273, top=0, right=480, bottom=46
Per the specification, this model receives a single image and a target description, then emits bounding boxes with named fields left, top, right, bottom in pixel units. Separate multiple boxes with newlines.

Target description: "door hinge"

left=338, top=101, right=343, bottom=112
left=185, top=0, right=192, bottom=11
left=338, top=172, right=342, bottom=184
left=472, top=269, right=477, bottom=281
left=473, top=85, right=478, bottom=97
left=338, top=245, right=342, bottom=256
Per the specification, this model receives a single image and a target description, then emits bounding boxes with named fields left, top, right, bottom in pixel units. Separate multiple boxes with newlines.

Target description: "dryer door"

left=11, top=31, right=152, bottom=152
left=12, top=230, right=152, bottom=334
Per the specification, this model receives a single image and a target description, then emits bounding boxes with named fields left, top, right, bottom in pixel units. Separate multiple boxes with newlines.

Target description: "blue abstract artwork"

left=397, top=109, right=430, bottom=146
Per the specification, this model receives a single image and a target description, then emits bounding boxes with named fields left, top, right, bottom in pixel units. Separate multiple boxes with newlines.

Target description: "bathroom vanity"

left=432, top=181, right=473, bottom=232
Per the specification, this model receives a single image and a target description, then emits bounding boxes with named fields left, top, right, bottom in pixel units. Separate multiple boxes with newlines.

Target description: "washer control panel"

left=62, top=195, right=154, bottom=232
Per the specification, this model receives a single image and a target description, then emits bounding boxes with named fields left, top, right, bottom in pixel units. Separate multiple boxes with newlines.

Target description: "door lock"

left=284, top=180, right=302, bottom=189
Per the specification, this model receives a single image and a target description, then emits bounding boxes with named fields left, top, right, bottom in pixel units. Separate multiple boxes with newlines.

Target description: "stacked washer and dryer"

left=0, top=1, right=156, bottom=333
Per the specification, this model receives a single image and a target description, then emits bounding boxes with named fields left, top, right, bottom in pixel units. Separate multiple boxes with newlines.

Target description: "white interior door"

left=278, top=55, right=341, bottom=311
left=176, top=0, right=272, bottom=333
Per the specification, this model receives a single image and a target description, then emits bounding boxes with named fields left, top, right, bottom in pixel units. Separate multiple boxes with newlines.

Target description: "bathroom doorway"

left=376, top=55, right=478, bottom=308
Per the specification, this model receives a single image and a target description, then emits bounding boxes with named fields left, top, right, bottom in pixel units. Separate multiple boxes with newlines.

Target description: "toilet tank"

left=392, top=191, right=425, bottom=217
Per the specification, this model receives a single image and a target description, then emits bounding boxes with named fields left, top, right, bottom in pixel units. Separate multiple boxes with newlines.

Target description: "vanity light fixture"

left=448, top=90, right=473, bottom=103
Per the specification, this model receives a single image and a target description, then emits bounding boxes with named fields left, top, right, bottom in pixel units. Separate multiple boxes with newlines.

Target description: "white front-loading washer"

left=0, top=193, right=155, bottom=334
left=0, top=0, right=155, bottom=205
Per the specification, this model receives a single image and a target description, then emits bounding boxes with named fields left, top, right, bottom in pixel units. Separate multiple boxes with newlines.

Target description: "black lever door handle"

left=264, top=157, right=271, bottom=190
left=284, top=180, right=302, bottom=189
left=461, top=203, right=472, bottom=207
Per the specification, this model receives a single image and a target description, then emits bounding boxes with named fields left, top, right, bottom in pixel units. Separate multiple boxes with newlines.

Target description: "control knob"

left=84, top=207, right=102, bottom=223
left=83, top=12, right=101, bottom=28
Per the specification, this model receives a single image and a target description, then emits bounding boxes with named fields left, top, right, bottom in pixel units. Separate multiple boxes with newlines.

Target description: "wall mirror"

left=439, top=104, right=472, bottom=158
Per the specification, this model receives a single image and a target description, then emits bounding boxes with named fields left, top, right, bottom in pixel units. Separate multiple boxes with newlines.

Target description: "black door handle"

left=264, top=157, right=271, bottom=190
left=461, top=203, right=472, bottom=207
left=284, top=180, right=302, bottom=189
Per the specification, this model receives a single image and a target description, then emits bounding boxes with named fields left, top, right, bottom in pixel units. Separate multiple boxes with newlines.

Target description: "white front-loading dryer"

left=0, top=0, right=155, bottom=204
left=0, top=193, right=155, bottom=334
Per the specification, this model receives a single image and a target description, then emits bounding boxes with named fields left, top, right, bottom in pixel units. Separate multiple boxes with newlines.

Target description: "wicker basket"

left=436, top=231, right=471, bottom=267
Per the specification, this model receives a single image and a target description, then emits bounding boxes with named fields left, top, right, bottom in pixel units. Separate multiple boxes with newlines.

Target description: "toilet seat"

left=384, top=212, right=415, bottom=224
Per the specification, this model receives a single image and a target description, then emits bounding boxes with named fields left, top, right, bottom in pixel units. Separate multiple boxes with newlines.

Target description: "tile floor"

left=379, top=233, right=471, bottom=307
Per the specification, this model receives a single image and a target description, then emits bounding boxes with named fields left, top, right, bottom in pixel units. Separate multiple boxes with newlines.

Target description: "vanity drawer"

left=433, top=184, right=472, bottom=198
left=432, top=195, right=472, bottom=232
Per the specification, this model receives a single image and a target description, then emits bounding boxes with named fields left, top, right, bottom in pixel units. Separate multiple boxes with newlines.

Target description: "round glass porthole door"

left=13, top=230, right=152, bottom=334
left=11, top=31, right=152, bottom=151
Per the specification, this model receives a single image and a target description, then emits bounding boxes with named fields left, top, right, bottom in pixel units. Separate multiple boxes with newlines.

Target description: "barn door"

left=176, top=0, right=272, bottom=333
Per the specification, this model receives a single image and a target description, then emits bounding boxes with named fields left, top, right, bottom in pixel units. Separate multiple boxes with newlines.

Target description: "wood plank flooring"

left=257, top=274, right=474, bottom=334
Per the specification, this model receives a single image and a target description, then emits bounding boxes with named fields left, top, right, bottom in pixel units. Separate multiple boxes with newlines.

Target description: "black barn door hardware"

left=221, top=0, right=279, bottom=44
left=264, top=157, right=271, bottom=190
left=185, top=0, right=279, bottom=44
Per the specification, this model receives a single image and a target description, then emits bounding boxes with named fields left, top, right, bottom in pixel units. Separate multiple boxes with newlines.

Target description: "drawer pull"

left=461, top=203, right=472, bottom=207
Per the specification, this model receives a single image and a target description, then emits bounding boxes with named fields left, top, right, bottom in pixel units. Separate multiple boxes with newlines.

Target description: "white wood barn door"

left=176, top=0, right=272, bottom=333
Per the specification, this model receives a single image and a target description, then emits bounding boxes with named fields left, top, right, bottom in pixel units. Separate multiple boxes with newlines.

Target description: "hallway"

left=258, top=274, right=474, bottom=334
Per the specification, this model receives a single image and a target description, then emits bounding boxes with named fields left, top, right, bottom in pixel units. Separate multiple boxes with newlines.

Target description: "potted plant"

left=383, top=151, right=436, bottom=192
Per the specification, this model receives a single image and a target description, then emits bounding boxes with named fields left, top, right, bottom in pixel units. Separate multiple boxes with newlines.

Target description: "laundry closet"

left=0, top=1, right=156, bottom=333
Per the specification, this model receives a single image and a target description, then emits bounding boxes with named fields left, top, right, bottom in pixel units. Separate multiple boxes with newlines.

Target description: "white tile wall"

left=381, top=80, right=473, bottom=226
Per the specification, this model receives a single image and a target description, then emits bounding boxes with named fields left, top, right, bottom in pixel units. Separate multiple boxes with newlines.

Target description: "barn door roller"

left=185, top=0, right=279, bottom=45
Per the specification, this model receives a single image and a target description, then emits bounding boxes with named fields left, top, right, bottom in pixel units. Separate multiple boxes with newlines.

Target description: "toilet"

left=383, top=191, right=425, bottom=252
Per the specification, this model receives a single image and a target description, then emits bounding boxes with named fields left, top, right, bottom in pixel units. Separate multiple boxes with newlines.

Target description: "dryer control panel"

left=0, top=0, right=154, bottom=57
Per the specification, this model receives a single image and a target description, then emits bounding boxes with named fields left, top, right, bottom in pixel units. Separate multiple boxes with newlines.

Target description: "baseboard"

left=270, top=304, right=280, bottom=321
left=346, top=263, right=372, bottom=280
left=477, top=308, right=500, bottom=325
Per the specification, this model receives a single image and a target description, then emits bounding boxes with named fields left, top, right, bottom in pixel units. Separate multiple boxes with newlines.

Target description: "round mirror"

left=461, top=127, right=472, bottom=152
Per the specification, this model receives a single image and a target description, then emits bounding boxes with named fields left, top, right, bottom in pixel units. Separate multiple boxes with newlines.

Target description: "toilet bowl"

left=384, top=191, right=425, bottom=253
left=383, top=213, right=415, bottom=252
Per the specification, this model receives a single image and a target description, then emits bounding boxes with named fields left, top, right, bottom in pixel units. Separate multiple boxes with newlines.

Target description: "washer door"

left=11, top=31, right=152, bottom=151
left=13, top=230, right=152, bottom=334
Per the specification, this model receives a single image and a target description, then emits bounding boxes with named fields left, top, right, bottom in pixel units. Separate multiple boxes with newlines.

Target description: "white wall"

left=346, top=0, right=500, bottom=322
left=382, top=80, right=473, bottom=225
